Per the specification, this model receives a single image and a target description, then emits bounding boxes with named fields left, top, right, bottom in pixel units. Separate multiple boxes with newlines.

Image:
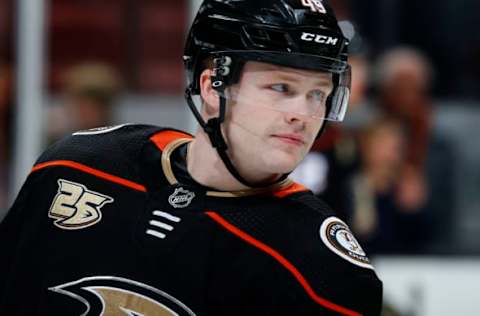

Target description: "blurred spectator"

left=47, top=62, right=122, bottom=142
left=375, top=47, right=433, bottom=168
left=344, top=52, right=375, bottom=127
left=374, top=47, right=433, bottom=212
left=350, top=117, right=430, bottom=254
left=0, top=62, right=12, bottom=213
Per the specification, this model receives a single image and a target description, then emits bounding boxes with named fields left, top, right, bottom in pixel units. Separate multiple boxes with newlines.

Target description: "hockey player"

left=0, top=0, right=382, bottom=315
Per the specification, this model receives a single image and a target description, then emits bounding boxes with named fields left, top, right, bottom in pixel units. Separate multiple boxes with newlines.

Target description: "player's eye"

left=309, top=90, right=327, bottom=102
left=270, top=83, right=290, bottom=94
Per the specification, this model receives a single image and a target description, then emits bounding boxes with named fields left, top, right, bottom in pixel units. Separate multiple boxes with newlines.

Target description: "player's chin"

left=265, top=150, right=303, bottom=174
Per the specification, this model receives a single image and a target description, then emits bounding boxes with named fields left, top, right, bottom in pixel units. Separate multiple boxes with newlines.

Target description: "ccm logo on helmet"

left=301, top=32, right=338, bottom=45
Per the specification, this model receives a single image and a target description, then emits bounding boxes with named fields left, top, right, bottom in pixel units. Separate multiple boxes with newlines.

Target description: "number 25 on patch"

left=49, top=179, right=114, bottom=230
left=301, top=0, right=327, bottom=14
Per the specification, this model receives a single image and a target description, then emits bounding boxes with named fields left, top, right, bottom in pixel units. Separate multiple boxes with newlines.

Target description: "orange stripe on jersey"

left=150, top=130, right=193, bottom=151
left=274, top=182, right=309, bottom=198
left=31, top=160, right=147, bottom=192
left=205, top=211, right=362, bottom=316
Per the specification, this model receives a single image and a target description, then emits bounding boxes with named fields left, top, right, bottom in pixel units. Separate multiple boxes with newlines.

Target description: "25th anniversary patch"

left=319, top=217, right=374, bottom=269
left=49, top=179, right=114, bottom=230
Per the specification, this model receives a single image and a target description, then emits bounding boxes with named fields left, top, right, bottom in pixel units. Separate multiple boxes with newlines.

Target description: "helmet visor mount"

left=208, top=50, right=351, bottom=122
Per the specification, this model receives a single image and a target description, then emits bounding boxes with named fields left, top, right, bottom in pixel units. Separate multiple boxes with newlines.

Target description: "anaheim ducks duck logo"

left=49, top=179, right=114, bottom=230
left=49, top=276, right=197, bottom=316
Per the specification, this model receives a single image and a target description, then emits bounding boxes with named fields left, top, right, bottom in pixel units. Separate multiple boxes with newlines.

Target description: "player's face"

left=223, top=62, right=333, bottom=180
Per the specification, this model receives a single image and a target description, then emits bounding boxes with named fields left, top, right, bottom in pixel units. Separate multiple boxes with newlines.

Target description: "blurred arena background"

left=0, top=0, right=479, bottom=315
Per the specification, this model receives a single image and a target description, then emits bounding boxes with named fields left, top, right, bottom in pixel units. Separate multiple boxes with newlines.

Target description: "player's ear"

left=199, top=69, right=220, bottom=118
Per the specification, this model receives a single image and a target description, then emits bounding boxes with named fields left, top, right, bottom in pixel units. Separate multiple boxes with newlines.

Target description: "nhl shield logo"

left=168, top=187, right=195, bottom=208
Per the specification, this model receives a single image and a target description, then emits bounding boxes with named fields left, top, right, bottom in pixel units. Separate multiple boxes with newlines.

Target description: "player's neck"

left=187, top=132, right=279, bottom=191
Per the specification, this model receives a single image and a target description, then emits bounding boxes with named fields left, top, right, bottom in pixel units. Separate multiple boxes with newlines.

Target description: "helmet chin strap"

left=185, top=87, right=286, bottom=189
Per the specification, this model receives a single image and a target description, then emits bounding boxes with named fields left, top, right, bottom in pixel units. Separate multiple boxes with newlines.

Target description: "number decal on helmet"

left=301, top=0, right=327, bottom=14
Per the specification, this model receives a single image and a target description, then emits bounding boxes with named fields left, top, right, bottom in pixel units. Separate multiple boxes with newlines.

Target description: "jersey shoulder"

left=284, top=190, right=375, bottom=269
left=286, top=189, right=337, bottom=217
left=34, top=124, right=191, bottom=186
left=211, top=190, right=382, bottom=315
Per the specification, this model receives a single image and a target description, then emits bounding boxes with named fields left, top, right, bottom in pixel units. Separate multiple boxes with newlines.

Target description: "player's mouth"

left=271, top=133, right=305, bottom=146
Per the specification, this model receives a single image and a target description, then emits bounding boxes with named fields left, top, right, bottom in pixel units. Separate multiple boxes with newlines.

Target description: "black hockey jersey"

left=0, top=124, right=382, bottom=315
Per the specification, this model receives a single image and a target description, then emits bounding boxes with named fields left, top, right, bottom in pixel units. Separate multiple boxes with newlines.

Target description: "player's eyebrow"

left=270, top=71, right=333, bottom=88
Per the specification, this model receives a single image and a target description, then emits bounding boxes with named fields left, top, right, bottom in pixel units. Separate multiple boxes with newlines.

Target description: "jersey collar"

left=161, top=137, right=305, bottom=198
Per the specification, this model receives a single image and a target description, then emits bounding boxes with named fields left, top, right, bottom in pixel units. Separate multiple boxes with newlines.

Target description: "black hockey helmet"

left=183, top=0, right=351, bottom=187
